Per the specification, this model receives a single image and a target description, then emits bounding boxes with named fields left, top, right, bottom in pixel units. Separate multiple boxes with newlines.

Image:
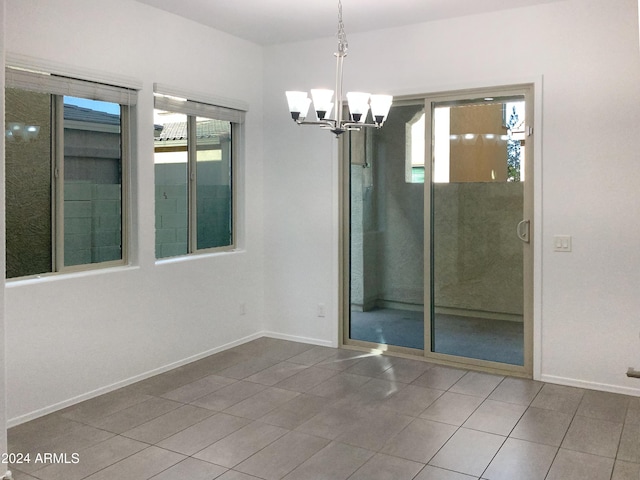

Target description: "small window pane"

left=154, top=110, right=188, bottom=258
left=196, top=117, right=232, bottom=250
left=5, top=88, right=53, bottom=278
left=63, top=96, right=123, bottom=267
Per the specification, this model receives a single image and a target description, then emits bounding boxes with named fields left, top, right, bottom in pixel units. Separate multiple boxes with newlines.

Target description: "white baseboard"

left=7, top=331, right=265, bottom=427
left=261, top=331, right=336, bottom=348
left=540, top=374, right=640, bottom=397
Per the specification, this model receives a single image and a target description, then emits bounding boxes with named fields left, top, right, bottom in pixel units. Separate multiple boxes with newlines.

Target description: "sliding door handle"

left=517, top=219, right=530, bottom=243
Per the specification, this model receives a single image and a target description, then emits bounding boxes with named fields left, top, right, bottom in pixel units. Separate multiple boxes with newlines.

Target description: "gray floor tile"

left=412, top=366, right=468, bottom=390
left=530, top=383, right=585, bottom=415
left=259, top=393, right=330, bottom=429
left=124, top=365, right=211, bottom=396
left=378, top=384, right=444, bottom=417
left=618, top=422, right=640, bottom=463
left=561, top=415, right=623, bottom=458
left=286, top=346, right=337, bottom=366
left=611, top=460, right=640, bottom=480
left=190, top=381, right=267, bottom=411
left=9, top=340, right=636, bottom=480
left=149, top=457, right=228, bottom=480
left=230, top=338, right=314, bottom=362
left=449, top=372, right=504, bottom=398
left=282, top=441, right=374, bottom=480
left=488, top=377, right=543, bottom=406
left=9, top=423, right=116, bottom=474
left=193, top=421, right=288, bottom=468
left=509, top=406, right=572, bottom=447
left=307, top=372, right=371, bottom=399
left=195, top=350, right=251, bottom=375
left=545, top=449, right=614, bottom=480
left=216, top=356, right=281, bottom=380
left=295, top=404, right=369, bottom=440
left=235, top=431, right=330, bottom=480
left=576, top=390, right=630, bottom=423
left=376, top=357, right=433, bottom=384
left=314, top=350, right=367, bottom=371
left=420, top=392, right=484, bottom=426
left=60, top=388, right=152, bottom=424
left=244, top=361, right=307, bottom=386
left=83, top=446, right=185, bottom=480
left=223, top=387, right=299, bottom=420
left=217, top=471, right=262, bottom=480
left=336, top=409, right=413, bottom=451
left=10, top=471, right=41, bottom=480
left=349, top=453, right=425, bottom=480
left=429, top=428, right=505, bottom=477
left=483, top=438, right=557, bottom=480
left=415, top=465, right=478, bottom=479
left=462, top=399, right=526, bottom=436
left=344, top=354, right=395, bottom=377
left=121, top=404, right=215, bottom=444
left=90, top=396, right=183, bottom=433
left=160, top=374, right=237, bottom=403
left=273, top=366, right=338, bottom=393
left=34, top=435, right=148, bottom=480
left=625, top=405, right=640, bottom=425
left=9, top=414, right=81, bottom=450
left=381, top=418, right=457, bottom=464
left=156, top=412, right=251, bottom=455
left=334, top=378, right=404, bottom=411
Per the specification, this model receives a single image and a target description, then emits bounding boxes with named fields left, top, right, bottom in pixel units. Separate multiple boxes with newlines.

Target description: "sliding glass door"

left=344, top=85, right=533, bottom=375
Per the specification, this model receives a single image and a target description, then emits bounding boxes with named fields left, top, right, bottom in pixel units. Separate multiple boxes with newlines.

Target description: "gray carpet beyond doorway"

left=350, top=308, right=524, bottom=365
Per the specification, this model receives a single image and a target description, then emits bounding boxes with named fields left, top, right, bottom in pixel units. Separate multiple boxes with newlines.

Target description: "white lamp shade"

left=370, top=94, right=393, bottom=124
left=311, top=89, right=334, bottom=119
left=285, top=91, right=310, bottom=118
left=347, top=92, right=370, bottom=123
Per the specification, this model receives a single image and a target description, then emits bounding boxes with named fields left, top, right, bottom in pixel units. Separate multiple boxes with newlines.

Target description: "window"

left=153, top=89, right=244, bottom=259
left=5, top=67, right=136, bottom=279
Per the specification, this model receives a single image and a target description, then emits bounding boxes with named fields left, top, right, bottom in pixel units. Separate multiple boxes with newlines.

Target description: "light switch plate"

left=553, top=235, right=572, bottom=252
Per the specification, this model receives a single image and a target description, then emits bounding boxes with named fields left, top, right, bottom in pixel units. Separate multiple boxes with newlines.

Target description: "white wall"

left=0, top=0, right=7, bottom=461
left=263, top=0, right=640, bottom=395
left=5, top=0, right=265, bottom=423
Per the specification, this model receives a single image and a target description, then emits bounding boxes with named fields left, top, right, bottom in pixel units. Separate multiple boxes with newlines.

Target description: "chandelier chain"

left=337, top=0, right=348, bottom=53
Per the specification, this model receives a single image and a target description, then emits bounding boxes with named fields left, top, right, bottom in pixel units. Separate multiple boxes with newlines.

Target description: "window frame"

left=5, top=66, right=136, bottom=279
left=153, top=86, right=246, bottom=258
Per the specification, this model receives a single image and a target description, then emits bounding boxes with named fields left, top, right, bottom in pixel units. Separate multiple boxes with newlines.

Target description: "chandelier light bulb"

left=285, top=91, right=310, bottom=121
left=346, top=92, right=370, bottom=123
left=370, top=94, right=393, bottom=125
left=311, top=89, right=334, bottom=120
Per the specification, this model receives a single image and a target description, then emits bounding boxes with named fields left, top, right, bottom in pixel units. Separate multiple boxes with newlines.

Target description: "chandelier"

left=285, top=0, right=393, bottom=136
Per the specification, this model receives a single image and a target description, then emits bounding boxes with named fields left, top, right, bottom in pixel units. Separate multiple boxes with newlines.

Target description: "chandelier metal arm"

left=284, top=0, right=392, bottom=137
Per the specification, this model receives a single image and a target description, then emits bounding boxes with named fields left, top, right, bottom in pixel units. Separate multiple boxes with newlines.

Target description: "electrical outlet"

left=317, top=303, right=326, bottom=317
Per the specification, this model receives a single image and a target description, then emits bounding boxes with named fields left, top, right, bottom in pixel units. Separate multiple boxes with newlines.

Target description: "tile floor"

left=7, top=337, right=640, bottom=480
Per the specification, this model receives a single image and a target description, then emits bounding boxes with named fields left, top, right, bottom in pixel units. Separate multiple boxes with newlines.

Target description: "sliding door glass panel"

left=349, top=104, right=425, bottom=349
left=431, top=97, right=525, bottom=365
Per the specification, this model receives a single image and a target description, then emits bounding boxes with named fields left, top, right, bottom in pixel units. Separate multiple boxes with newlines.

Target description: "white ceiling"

left=134, top=0, right=563, bottom=45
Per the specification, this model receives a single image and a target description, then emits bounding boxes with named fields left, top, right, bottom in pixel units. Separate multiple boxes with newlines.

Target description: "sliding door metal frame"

left=340, top=84, right=535, bottom=378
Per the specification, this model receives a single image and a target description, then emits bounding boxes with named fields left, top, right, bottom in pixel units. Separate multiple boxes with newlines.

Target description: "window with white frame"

left=4, top=67, right=136, bottom=279
left=153, top=89, right=244, bottom=259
